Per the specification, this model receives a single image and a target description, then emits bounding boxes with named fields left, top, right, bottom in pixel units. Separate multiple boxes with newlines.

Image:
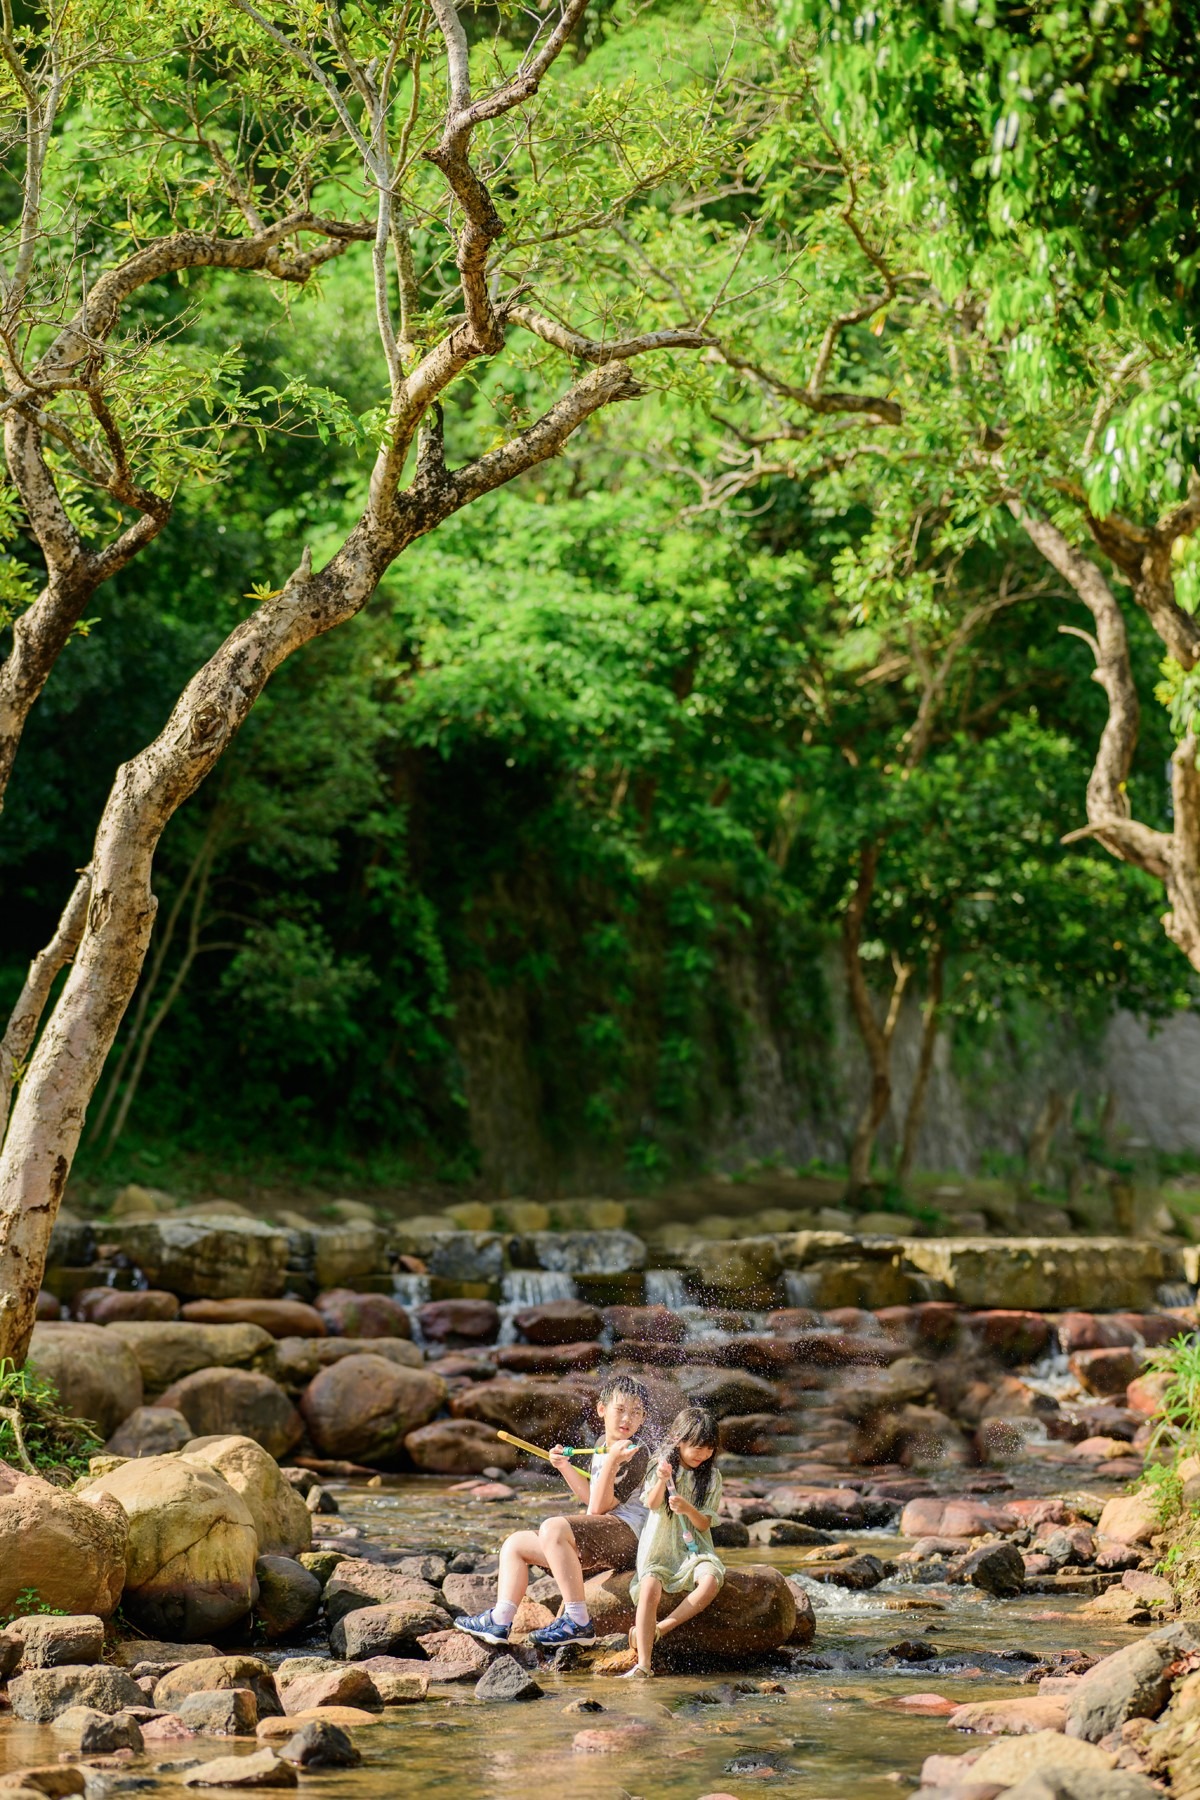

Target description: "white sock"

left=492, top=1600, right=518, bottom=1627
left=565, top=1601, right=590, bottom=1626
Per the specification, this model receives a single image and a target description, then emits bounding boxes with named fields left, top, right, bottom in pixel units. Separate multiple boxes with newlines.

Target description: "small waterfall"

left=500, top=1270, right=578, bottom=1307
left=783, top=1271, right=815, bottom=1309
left=392, top=1272, right=432, bottom=1308
left=1024, top=1344, right=1078, bottom=1400
left=644, top=1269, right=689, bottom=1310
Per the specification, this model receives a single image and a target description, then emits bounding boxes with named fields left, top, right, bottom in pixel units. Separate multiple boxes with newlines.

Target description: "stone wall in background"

left=449, top=939, right=1199, bottom=1188
left=1103, top=1010, right=1200, bottom=1155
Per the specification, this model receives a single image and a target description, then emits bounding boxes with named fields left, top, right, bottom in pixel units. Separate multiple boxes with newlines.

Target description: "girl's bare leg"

left=656, top=1569, right=722, bottom=1637
left=634, top=1575, right=661, bottom=1669
left=496, top=1529, right=546, bottom=1609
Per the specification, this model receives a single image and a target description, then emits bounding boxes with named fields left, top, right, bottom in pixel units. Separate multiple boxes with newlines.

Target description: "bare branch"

left=426, top=0, right=589, bottom=351
left=506, top=303, right=716, bottom=364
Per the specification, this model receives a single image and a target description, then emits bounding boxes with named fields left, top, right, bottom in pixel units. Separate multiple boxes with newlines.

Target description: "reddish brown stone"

left=967, top=1310, right=1052, bottom=1364
left=316, top=1291, right=412, bottom=1339
left=513, top=1300, right=603, bottom=1345
left=300, top=1356, right=446, bottom=1464
left=1057, top=1312, right=1138, bottom=1353
left=875, top=1303, right=959, bottom=1350
left=35, top=1292, right=61, bottom=1322
left=181, top=1299, right=327, bottom=1339
left=822, top=1306, right=876, bottom=1332
left=404, top=1419, right=519, bottom=1474
left=717, top=1413, right=783, bottom=1454
left=899, top=1497, right=1017, bottom=1538
left=1112, top=1312, right=1183, bottom=1347
left=157, top=1367, right=304, bottom=1460
left=765, top=1308, right=819, bottom=1334
left=448, top=1377, right=593, bottom=1444
left=74, top=1289, right=180, bottom=1324
left=416, top=1300, right=500, bottom=1346
left=490, top=1343, right=602, bottom=1374
left=791, top=1332, right=900, bottom=1368
left=604, top=1305, right=687, bottom=1344
left=1070, top=1347, right=1144, bottom=1397
left=1127, top=1371, right=1171, bottom=1417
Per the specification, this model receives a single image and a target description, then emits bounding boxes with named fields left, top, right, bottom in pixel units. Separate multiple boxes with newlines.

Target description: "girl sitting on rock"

left=623, top=1403, right=724, bottom=1678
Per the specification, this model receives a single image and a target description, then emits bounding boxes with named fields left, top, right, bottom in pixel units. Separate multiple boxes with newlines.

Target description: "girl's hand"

left=656, top=1457, right=673, bottom=1479
left=668, top=1494, right=687, bottom=1514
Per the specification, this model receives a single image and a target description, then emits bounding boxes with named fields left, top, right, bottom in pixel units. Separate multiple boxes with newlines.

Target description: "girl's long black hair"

left=662, top=1403, right=719, bottom=1511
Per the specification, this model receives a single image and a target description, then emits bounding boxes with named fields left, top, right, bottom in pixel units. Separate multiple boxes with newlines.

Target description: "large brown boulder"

left=448, top=1378, right=593, bottom=1444
left=583, top=1565, right=795, bottom=1667
left=273, top=1337, right=424, bottom=1389
left=183, top=1436, right=311, bottom=1557
left=0, top=1462, right=127, bottom=1619
left=85, top=1454, right=259, bottom=1639
left=156, top=1369, right=303, bottom=1460
left=27, top=1322, right=143, bottom=1438
left=180, top=1301, right=327, bottom=1340
left=604, top=1305, right=685, bottom=1344
left=299, top=1356, right=445, bottom=1465
left=513, top=1301, right=603, bottom=1345
left=314, top=1291, right=411, bottom=1339
left=416, top=1299, right=500, bottom=1346
left=403, top=1419, right=519, bottom=1475
left=491, top=1343, right=602, bottom=1375
left=104, top=1322, right=277, bottom=1395
left=74, top=1290, right=180, bottom=1325
left=676, top=1365, right=781, bottom=1418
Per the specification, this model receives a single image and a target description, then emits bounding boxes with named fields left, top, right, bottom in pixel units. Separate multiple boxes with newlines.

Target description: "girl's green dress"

left=630, top=1464, right=725, bottom=1599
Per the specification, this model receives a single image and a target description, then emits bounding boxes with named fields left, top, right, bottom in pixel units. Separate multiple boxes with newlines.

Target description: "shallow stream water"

left=0, top=1475, right=1140, bottom=1800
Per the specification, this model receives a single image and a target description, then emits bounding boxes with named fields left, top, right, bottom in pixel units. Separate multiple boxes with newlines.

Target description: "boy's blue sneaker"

left=530, top=1614, right=596, bottom=1648
left=454, top=1609, right=510, bottom=1645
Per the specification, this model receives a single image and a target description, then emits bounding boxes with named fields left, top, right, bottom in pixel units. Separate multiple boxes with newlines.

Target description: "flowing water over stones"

left=8, top=1212, right=1197, bottom=1799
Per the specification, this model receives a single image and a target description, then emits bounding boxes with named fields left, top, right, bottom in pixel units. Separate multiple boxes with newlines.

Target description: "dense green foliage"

left=1, top=0, right=1196, bottom=1193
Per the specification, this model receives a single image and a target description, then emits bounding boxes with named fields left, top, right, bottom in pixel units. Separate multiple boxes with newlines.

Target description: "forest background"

left=3, top=0, right=1199, bottom=1208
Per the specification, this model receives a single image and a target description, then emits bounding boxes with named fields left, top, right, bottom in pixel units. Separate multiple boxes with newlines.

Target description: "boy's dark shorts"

left=567, top=1515, right=639, bottom=1572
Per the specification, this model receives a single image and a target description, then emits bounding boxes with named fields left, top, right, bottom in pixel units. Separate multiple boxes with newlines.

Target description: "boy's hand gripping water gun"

left=495, top=1430, right=599, bottom=1462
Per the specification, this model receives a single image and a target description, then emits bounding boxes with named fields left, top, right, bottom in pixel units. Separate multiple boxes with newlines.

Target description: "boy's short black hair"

left=597, top=1373, right=650, bottom=1411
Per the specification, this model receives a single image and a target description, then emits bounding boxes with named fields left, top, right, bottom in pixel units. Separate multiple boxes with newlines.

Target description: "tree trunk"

left=0, top=361, right=648, bottom=1364
left=897, top=939, right=945, bottom=1185
left=1026, top=1089, right=1067, bottom=1184
left=843, top=844, right=910, bottom=1198
left=1011, top=500, right=1200, bottom=975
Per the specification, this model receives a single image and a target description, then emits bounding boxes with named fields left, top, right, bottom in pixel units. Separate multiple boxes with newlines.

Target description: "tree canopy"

left=0, top=0, right=1195, bottom=1267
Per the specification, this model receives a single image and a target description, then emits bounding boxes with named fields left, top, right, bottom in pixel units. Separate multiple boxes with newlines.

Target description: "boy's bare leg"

left=496, top=1529, right=546, bottom=1609
left=656, top=1569, right=721, bottom=1636
left=633, top=1574, right=661, bottom=1668
left=537, top=1515, right=587, bottom=1605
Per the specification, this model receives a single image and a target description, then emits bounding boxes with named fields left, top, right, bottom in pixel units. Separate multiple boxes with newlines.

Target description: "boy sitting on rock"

left=455, top=1372, right=651, bottom=1649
